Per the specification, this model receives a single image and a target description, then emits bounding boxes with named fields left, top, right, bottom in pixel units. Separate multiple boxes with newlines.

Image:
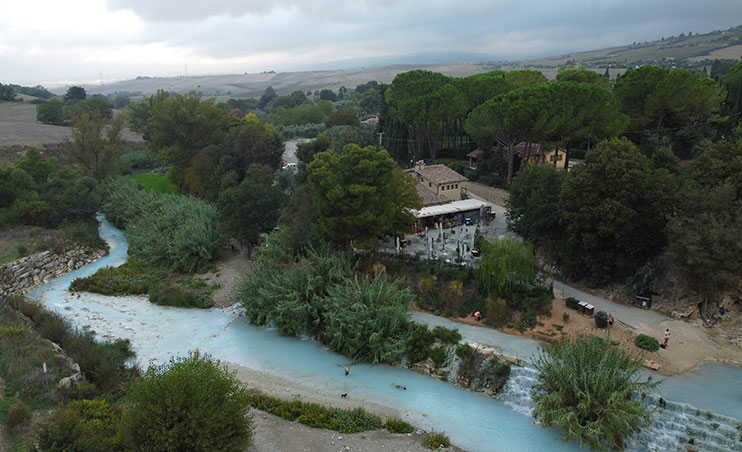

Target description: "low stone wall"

left=0, top=247, right=106, bottom=297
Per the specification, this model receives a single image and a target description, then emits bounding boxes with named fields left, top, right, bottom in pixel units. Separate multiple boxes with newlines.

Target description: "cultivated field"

left=0, top=100, right=143, bottom=149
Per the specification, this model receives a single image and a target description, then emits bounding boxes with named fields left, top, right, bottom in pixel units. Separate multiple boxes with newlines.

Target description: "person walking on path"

left=344, top=365, right=349, bottom=376
left=664, top=329, right=670, bottom=347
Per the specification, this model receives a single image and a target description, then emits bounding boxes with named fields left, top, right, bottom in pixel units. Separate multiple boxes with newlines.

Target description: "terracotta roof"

left=466, top=149, right=483, bottom=158
left=416, top=183, right=449, bottom=206
left=513, top=142, right=542, bottom=156
left=418, top=164, right=467, bottom=185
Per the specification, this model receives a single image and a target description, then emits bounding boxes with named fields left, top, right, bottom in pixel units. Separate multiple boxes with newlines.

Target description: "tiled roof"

left=513, top=142, right=542, bottom=156
left=418, top=164, right=467, bottom=185
left=416, top=183, right=449, bottom=206
left=466, top=149, right=483, bottom=158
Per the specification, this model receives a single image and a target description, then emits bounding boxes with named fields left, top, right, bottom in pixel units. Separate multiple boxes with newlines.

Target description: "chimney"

left=415, top=160, right=425, bottom=173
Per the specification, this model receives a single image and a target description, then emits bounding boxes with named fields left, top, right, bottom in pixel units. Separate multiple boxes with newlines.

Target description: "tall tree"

left=36, top=99, right=65, bottom=125
left=258, top=86, right=277, bottom=109
left=506, top=163, right=565, bottom=248
left=217, top=164, right=287, bottom=254
left=65, top=111, right=125, bottom=180
left=148, top=92, right=231, bottom=188
left=666, top=183, right=742, bottom=316
left=615, top=67, right=724, bottom=156
left=475, top=238, right=539, bottom=300
left=721, top=60, right=742, bottom=115
left=307, top=144, right=421, bottom=249
left=63, top=86, right=87, bottom=104
left=555, top=68, right=609, bottom=88
left=559, top=137, right=676, bottom=283
left=504, top=69, right=548, bottom=88
left=385, top=70, right=467, bottom=159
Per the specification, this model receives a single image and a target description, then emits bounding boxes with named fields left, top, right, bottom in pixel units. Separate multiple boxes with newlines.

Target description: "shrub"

left=483, top=358, right=511, bottom=393
left=565, top=297, right=580, bottom=310
left=455, top=343, right=470, bottom=358
left=595, top=311, right=609, bottom=328
left=421, top=431, right=451, bottom=450
left=246, top=391, right=382, bottom=434
left=7, top=401, right=31, bottom=427
left=533, top=334, right=659, bottom=451
left=562, top=312, right=570, bottom=322
left=71, top=261, right=150, bottom=296
left=34, top=399, right=122, bottom=452
left=148, top=284, right=212, bottom=308
left=635, top=334, right=660, bottom=352
left=119, top=352, right=254, bottom=452
left=431, top=325, right=461, bottom=344
left=385, top=418, right=415, bottom=434
left=485, top=297, right=510, bottom=326
left=430, top=346, right=448, bottom=367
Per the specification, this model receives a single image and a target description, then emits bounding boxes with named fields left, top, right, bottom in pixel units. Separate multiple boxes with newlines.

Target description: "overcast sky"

left=2, top=0, right=741, bottom=87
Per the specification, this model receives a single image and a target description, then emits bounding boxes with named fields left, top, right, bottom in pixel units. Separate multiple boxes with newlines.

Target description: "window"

left=428, top=182, right=431, bottom=188
left=455, top=184, right=458, bottom=189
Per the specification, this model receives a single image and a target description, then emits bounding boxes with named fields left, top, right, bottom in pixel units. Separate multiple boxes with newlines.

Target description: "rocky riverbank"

left=0, top=247, right=106, bottom=297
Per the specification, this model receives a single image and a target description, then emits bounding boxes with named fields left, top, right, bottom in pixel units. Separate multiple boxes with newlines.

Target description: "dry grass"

left=0, top=101, right=142, bottom=150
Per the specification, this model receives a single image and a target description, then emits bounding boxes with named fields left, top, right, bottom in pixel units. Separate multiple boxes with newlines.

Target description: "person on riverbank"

left=474, top=311, right=481, bottom=321
left=344, top=365, right=349, bottom=376
left=664, top=329, right=670, bottom=347
left=608, top=314, right=614, bottom=327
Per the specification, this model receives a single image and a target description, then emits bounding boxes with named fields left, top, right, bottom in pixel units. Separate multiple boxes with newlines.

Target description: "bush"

left=246, top=392, right=382, bottom=434
left=595, top=311, right=609, bottom=328
left=7, top=401, right=31, bottom=427
left=34, top=399, right=122, bottom=452
left=119, top=352, right=254, bottom=452
left=533, top=335, right=659, bottom=451
left=71, top=261, right=150, bottom=296
left=635, top=334, right=660, bottom=352
left=431, top=325, right=461, bottom=344
left=565, top=297, right=580, bottom=310
left=430, top=346, right=448, bottom=367
left=385, top=418, right=415, bottom=434
left=148, top=284, right=212, bottom=308
left=421, top=431, right=451, bottom=450
left=562, top=312, right=570, bottom=322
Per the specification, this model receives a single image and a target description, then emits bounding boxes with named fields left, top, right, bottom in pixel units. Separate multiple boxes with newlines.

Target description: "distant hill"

left=52, top=24, right=742, bottom=99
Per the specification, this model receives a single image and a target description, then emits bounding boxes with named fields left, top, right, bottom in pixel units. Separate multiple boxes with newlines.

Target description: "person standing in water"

left=344, top=365, right=349, bottom=376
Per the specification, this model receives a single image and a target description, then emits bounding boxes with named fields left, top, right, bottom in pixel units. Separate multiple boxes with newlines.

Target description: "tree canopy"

left=307, top=144, right=421, bottom=249
left=558, top=137, right=676, bottom=282
left=119, top=352, right=254, bottom=452
left=66, top=111, right=125, bottom=180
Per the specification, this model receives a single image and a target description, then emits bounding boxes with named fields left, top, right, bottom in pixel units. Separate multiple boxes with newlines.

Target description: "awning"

left=412, top=199, right=495, bottom=219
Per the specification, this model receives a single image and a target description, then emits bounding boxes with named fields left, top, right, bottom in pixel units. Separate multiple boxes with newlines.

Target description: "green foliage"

left=559, top=137, right=677, bottom=283
left=129, top=172, right=177, bottom=194
left=429, top=346, right=448, bottom=366
left=119, top=353, right=254, bottom=452
left=595, top=311, right=609, bottom=328
left=125, top=193, right=222, bottom=272
left=421, top=431, right=451, bottom=450
left=246, top=391, right=382, bottom=433
left=615, top=66, right=724, bottom=156
left=101, top=177, right=157, bottom=229
left=325, top=108, right=360, bottom=128
left=475, top=238, right=539, bottom=300
left=532, top=335, right=659, bottom=451
left=318, top=275, right=416, bottom=363
left=7, top=401, right=31, bottom=427
left=431, top=325, right=461, bottom=344
left=384, top=418, right=415, bottom=434
left=148, top=283, right=213, bottom=308
left=67, top=111, right=125, bottom=180
left=119, top=150, right=155, bottom=173
left=147, top=91, right=231, bottom=188
left=33, top=399, right=123, bottom=452
left=665, top=183, right=742, bottom=302
left=64, top=86, right=87, bottom=104
left=36, top=99, right=65, bottom=125
left=217, top=164, right=287, bottom=251
left=635, top=334, right=660, bottom=352
left=71, top=261, right=149, bottom=295
left=307, top=144, right=421, bottom=249
left=556, top=68, right=610, bottom=88
left=506, top=164, right=565, bottom=248
left=722, top=60, right=742, bottom=114
left=562, top=312, right=570, bottom=322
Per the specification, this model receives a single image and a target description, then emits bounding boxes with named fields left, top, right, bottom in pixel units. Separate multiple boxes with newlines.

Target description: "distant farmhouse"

left=467, top=142, right=568, bottom=171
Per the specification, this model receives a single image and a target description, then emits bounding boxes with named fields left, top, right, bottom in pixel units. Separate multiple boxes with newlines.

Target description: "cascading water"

left=27, top=215, right=742, bottom=452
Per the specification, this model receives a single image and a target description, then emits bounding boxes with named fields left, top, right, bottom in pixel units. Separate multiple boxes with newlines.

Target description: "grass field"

left=130, top=172, right=177, bottom=194
left=0, top=100, right=143, bottom=149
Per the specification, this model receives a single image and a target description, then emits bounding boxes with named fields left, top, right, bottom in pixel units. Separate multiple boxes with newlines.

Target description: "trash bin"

left=577, top=301, right=587, bottom=314
left=584, top=304, right=594, bottom=316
